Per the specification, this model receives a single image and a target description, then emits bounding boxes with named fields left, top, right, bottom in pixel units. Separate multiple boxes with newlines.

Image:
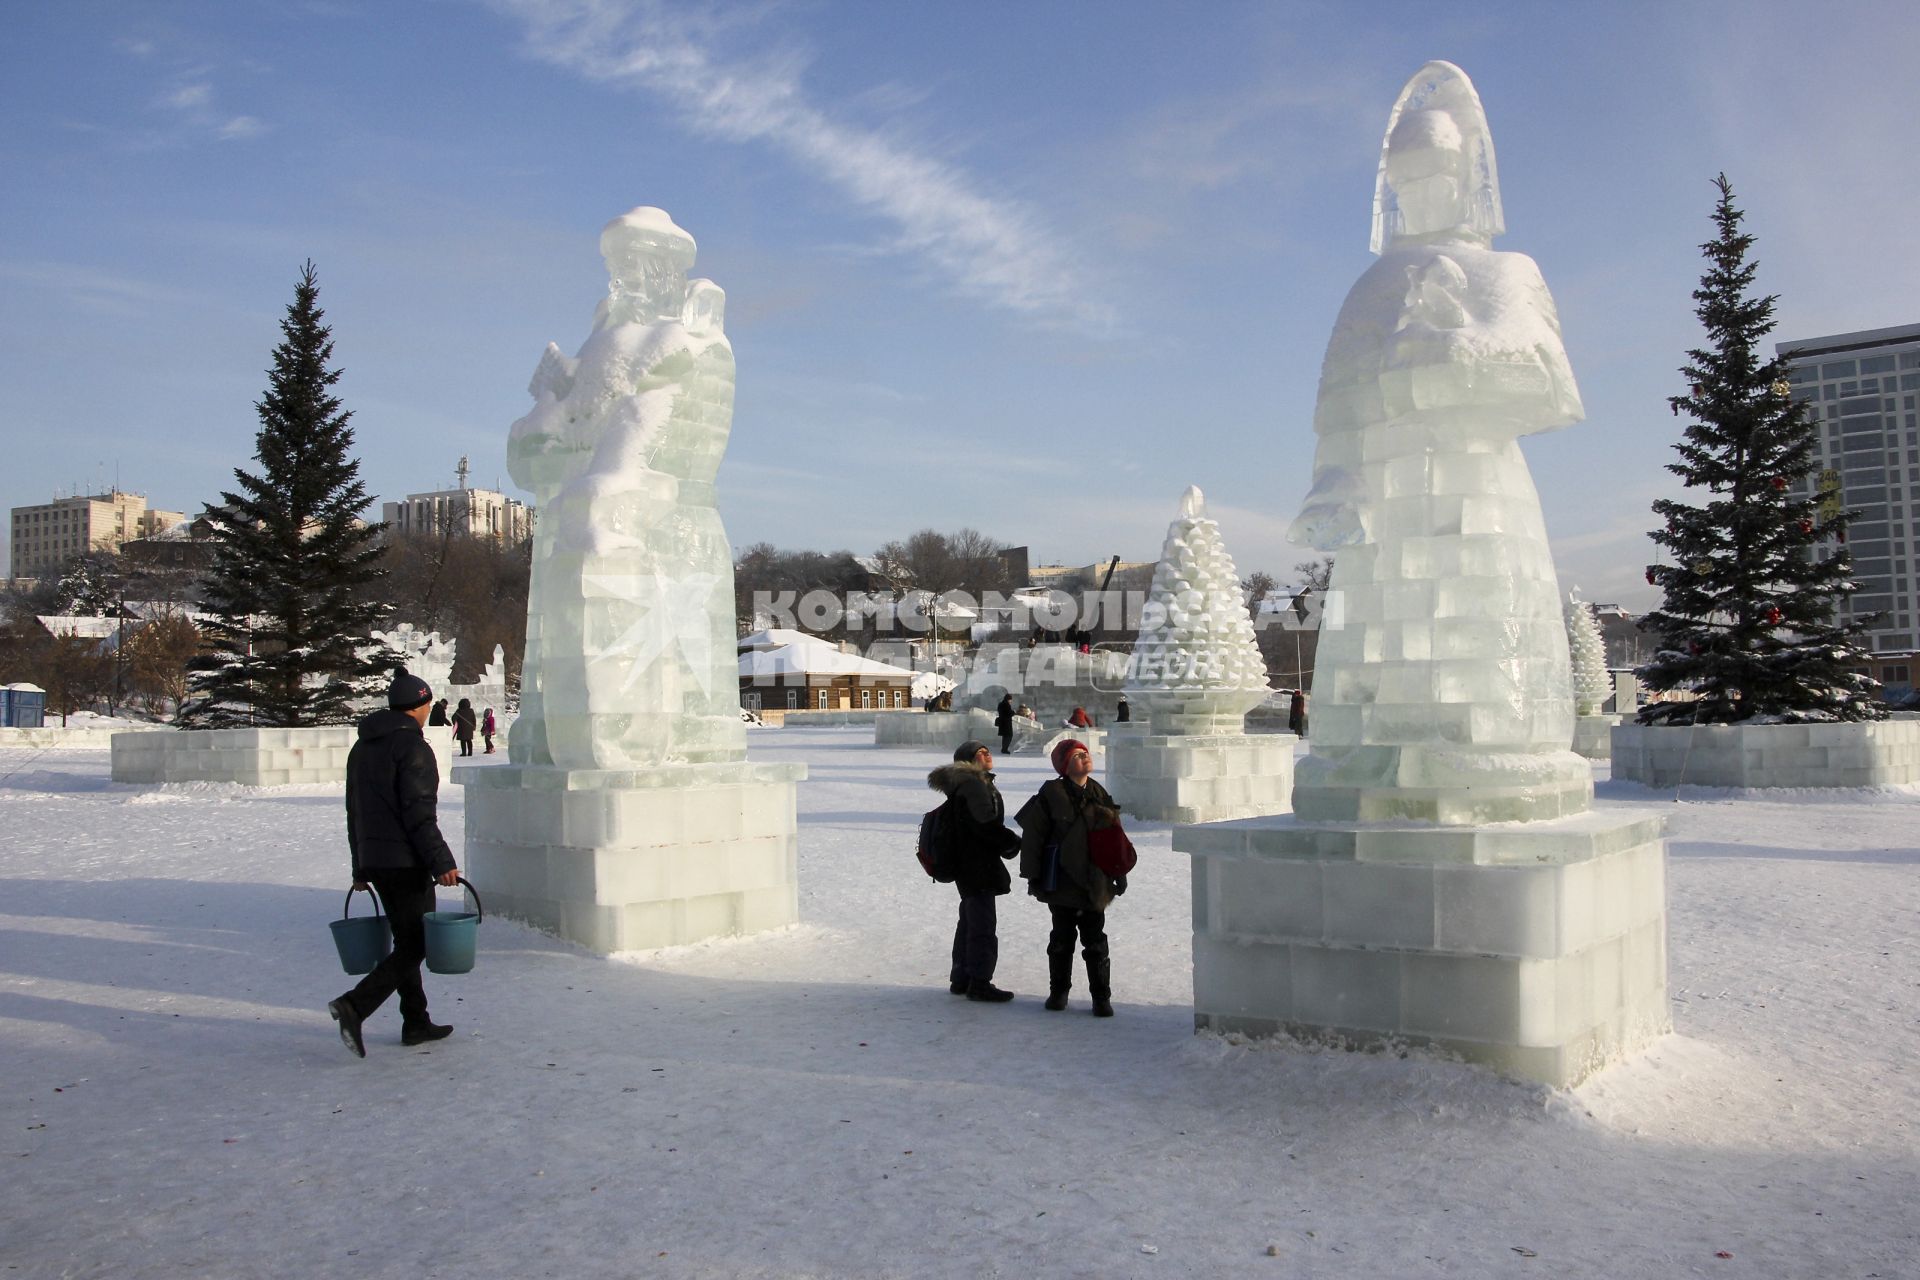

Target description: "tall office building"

left=9, top=491, right=187, bottom=581
left=1778, top=322, right=1920, bottom=652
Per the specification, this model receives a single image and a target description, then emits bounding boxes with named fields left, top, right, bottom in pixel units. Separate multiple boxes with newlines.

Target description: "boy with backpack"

left=925, top=740, right=1021, bottom=1002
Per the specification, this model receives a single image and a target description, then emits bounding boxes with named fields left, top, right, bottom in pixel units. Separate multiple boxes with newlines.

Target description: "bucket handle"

left=444, top=875, right=483, bottom=923
left=342, top=884, right=384, bottom=921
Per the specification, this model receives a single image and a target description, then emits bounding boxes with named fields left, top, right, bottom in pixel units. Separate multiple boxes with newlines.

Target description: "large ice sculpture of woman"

left=506, top=207, right=746, bottom=769
left=1288, top=62, right=1589, bottom=824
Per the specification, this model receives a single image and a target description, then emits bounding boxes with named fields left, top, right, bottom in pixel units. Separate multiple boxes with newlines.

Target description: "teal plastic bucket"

left=330, top=886, right=390, bottom=975
left=424, top=877, right=483, bottom=975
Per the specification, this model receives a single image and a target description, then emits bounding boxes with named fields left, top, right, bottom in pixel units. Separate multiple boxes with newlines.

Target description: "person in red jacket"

left=328, top=672, right=461, bottom=1057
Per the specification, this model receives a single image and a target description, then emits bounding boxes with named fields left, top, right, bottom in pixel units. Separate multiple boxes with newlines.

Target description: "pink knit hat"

left=1050, top=738, right=1090, bottom=775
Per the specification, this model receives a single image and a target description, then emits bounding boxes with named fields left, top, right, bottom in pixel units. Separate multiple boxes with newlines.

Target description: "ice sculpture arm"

left=1378, top=250, right=1583, bottom=434
left=1289, top=464, right=1367, bottom=550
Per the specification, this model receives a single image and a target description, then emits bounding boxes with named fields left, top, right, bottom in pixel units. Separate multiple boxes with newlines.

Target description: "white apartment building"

left=9, top=491, right=186, bottom=580
left=381, top=486, right=534, bottom=543
left=1778, top=322, right=1920, bottom=652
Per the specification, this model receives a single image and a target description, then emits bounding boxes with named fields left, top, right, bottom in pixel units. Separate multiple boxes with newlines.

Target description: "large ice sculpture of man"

left=1287, top=61, right=1590, bottom=824
left=506, top=207, right=746, bottom=769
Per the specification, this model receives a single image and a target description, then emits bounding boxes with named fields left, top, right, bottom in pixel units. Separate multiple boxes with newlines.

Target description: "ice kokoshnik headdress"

left=1369, top=60, right=1504, bottom=254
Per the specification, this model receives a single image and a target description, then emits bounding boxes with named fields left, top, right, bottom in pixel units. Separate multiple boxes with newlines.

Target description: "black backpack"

left=916, top=795, right=961, bottom=883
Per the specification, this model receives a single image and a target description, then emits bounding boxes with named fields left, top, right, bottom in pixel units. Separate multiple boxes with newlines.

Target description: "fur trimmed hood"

left=927, top=760, right=990, bottom=795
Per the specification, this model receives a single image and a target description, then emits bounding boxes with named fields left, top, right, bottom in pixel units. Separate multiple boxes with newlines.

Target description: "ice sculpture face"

left=1124, top=486, right=1271, bottom=735
left=1287, top=62, right=1590, bottom=825
left=506, top=206, right=746, bottom=769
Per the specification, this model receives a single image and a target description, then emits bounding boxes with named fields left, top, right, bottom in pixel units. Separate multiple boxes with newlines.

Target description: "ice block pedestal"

left=457, top=760, right=806, bottom=953
left=1176, top=808, right=1668, bottom=1087
left=1106, top=725, right=1293, bottom=824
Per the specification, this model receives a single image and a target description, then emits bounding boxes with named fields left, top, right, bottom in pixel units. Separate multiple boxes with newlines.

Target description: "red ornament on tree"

left=1688, top=641, right=1702, bottom=655
left=1770, top=475, right=1787, bottom=491
left=1646, top=567, right=1657, bottom=585
left=1798, top=518, right=1813, bottom=535
left=1766, top=606, right=1782, bottom=625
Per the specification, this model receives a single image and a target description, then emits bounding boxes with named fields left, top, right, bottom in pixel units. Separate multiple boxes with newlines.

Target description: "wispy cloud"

left=0, top=260, right=195, bottom=317
left=486, top=0, right=1114, bottom=334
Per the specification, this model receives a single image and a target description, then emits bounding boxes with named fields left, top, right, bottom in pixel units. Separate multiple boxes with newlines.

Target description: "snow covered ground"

left=2, top=728, right=1914, bottom=1279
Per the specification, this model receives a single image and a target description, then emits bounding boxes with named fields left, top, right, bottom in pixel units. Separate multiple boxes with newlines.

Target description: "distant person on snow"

left=329, top=672, right=459, bottom=1057
left=482, top=707, right=497, bottom=754
left=453, top=697, right=477, bottom=758
left=994, top=693, right=1015, bottom=754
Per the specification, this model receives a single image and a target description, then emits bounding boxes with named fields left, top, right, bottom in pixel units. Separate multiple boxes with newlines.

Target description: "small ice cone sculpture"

left=1124, top=486, right=1272, bottom=734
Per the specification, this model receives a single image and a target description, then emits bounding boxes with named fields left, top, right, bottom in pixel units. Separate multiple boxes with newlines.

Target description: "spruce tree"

left=182, top=262, right=389, bottom=727
left=1638, top=176, right=1880, bottom=725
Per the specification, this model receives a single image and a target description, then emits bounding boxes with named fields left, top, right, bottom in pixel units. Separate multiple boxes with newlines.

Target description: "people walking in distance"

left=1066, top=706, right=1093, bottom=730
left=453, top=697, right=477, bottom=758
left=1017, top=738, right=1126, bottom=1016
left=1115, top=694, right=1131, bottom=723
left=994, top=693, right=1015, bottom=754
left=928, top=741, right=1022, bottom=1003
left=328, top=672, right=460, bottom=1057
left=428, top=698, right=449, bottom=728
left=482, top=707, right=497, bottom=754
left=1289, top=689, right=1308, bottom=738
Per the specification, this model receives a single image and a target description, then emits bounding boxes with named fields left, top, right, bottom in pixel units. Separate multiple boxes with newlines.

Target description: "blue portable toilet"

left=2, top=683, right=46, bottom=728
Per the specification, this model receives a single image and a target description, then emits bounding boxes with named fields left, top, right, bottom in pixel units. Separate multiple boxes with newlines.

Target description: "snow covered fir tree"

left=1637, top=177, right=1882, bottom=725
left=181, top=262, right=389, bottom=728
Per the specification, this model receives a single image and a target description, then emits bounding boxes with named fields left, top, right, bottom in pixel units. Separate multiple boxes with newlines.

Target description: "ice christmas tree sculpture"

left=1124, top=486, right=1271, bottom=733
left=1565, top=592, right=1608, bottom=717
left=1639, top=176, right=1881, bottom=725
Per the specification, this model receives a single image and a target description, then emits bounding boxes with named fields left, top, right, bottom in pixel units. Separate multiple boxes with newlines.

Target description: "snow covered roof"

left=38, top=615, right=118, bottom=639
left=738, top=628, right=833, bottom=651
left=739, top=640, right=915, bottom=680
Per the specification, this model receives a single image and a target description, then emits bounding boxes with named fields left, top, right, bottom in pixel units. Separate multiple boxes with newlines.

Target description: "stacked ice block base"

left=457, top=759, right=806, bottom=953
left=1176, top=808, right=1668, bottom=1087
left=1105, top=725, right=1293, bottom=824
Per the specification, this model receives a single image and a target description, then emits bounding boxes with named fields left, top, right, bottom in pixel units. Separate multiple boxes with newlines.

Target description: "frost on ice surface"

left=1289, top=61, right=1590, bottom=825
left=506, top=207, right=746, bottom=770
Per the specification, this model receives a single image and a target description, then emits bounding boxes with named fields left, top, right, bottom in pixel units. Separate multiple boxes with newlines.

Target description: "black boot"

left=1044, top=948, right=1072, bottom=1012
left=328, top=997, right=366, bottom=1058
left=1086, top=953, right=1113, bottom=1018
left=966, top=980, right=1015, bottom=1003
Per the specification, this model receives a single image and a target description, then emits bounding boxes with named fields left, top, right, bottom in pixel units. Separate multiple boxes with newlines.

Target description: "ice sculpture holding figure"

left=1289, top=60, right=1590, bottom=824
left=506, top=207, right=746, bottom=769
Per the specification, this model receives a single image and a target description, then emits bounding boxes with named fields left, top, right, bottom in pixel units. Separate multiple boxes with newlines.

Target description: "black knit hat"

left=953, top=740, right=991, bottom=763
left=388, top=671, right=433, bottom=711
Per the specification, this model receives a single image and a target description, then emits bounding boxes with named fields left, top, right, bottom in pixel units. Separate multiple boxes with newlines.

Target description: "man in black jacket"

left=927, top=740, right=1020, bottom=1002
left=327, top=672, right=460, bottom=1057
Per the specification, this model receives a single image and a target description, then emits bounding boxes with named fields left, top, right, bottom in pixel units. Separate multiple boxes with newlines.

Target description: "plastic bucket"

left=330, top=886, right=390, bottom=975
left=423, top=877, right=483, bottom=975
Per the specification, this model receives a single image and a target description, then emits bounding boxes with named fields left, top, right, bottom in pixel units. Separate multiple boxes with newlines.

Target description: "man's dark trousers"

left=344, top=869, right=434, bottom=1024
left=950, top=894, right=998, bottom=985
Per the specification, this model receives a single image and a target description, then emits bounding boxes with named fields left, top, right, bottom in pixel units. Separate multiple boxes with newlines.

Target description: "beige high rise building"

left=9, top=491, right=186, bottom=580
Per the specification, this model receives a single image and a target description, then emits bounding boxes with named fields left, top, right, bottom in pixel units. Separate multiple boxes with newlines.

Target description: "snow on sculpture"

left=369, top=623, right=454, bottom=694
left=1288, top=60, right=1591, bottom=825
left=506, top=207, right=746, bottom=769
left=1124, top=486, right=1271, bottom=733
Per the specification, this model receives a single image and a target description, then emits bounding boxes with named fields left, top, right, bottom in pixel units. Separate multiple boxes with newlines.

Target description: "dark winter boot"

left=1086, top=953, right=1113, bottom=1018
left=966, top=980, right=1016, bottom=1003
left=1044, top=948, right=1073, bottom=1011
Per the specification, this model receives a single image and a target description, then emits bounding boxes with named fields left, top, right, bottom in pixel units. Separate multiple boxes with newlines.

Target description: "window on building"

left=1861, top=355, right=1897, bottom=374
left=786, top=688, right=799, bottom=709
left=1823, top=360, right=1858, bottom=379
left=817, top=689, right=828, bottom=709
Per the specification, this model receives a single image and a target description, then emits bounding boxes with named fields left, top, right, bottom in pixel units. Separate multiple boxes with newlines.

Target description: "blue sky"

left=5, top=0, right=1918, bottom=609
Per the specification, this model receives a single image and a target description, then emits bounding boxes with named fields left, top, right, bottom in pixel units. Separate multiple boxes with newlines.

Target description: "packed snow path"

left=2, top=729, right=1914, bottom=1278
